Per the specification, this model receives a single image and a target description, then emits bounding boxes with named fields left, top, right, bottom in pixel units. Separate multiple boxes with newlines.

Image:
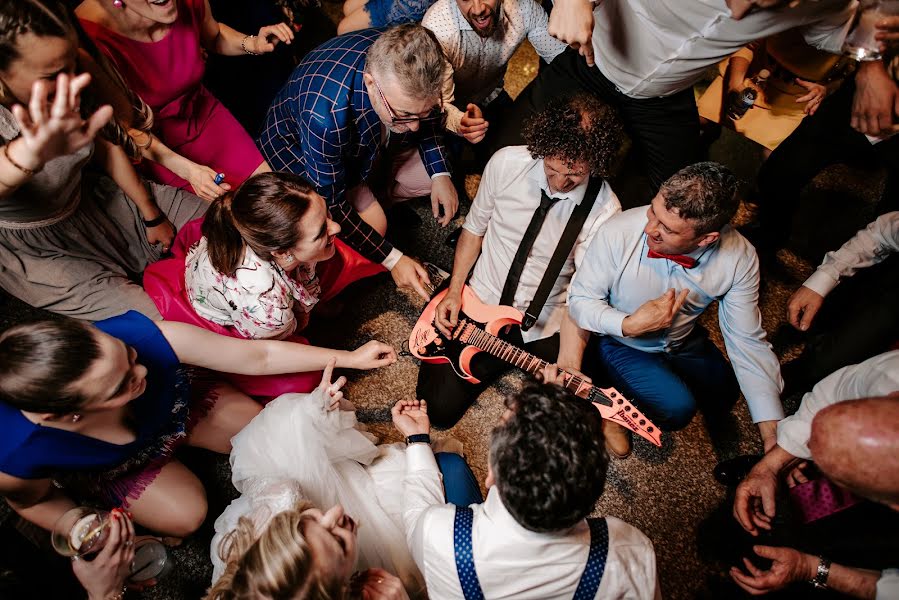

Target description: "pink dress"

left=80, top=0, right=264, bottom=192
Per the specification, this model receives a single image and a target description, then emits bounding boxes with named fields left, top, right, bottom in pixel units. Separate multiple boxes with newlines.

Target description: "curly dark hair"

left=522, top=94, right=626, bottom=178
left=489, top=380, right=608, bottom=533
left=659, top=162, right=741, bottom=235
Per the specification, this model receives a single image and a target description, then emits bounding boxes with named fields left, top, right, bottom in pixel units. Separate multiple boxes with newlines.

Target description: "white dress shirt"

left=402, top=444, right=660, bottom=599
left=803, top=211, right=899, bottom=298
left=463, top=146, right=621, bottom=343
left=591, top=0, right=855, bottom=98
left=424, top=0, right=566, bottom=134
left=776, top=350, right=899, bottom=460
left=568, top=207, right=784, bottom=423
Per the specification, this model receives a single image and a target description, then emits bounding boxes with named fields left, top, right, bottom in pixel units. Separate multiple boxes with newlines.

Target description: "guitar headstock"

left=589, top=387, right=662, bottom=447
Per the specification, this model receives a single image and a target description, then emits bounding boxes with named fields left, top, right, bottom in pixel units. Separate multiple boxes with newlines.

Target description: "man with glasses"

left=258, top=24, right=458, bottom=300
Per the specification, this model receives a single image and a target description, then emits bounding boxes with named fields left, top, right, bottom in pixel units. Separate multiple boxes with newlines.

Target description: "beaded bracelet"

left=240, top=34, right=260, bottom=56
left=3, top=142, right=40, bottom=176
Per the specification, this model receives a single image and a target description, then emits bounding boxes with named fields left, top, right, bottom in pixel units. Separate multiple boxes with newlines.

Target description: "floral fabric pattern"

left=185, top=237, right=319, bottom=340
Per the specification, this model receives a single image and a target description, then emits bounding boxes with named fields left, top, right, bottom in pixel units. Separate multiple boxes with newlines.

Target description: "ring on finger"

left=125, top=540, right=133, bottom=547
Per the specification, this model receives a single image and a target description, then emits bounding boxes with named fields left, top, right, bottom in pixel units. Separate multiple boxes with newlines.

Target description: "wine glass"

left=843, top=0, right=899, bottom=61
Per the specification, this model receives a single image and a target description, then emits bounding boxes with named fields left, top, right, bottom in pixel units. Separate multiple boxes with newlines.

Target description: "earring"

left=113, top=0, right=125, bottom=8
left=283, top=254, right=295, bottom=265
left=71, top=413, right=82, bottom=423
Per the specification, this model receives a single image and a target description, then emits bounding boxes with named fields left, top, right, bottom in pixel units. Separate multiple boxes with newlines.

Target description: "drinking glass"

left=843, top=0, right=899, bottom=61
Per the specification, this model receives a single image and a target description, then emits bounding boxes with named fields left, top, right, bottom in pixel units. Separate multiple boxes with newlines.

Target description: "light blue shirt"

left=569, top=207, right=784, bottom=423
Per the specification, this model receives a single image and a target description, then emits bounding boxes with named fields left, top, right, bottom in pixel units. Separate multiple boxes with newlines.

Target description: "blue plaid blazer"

left=258, top=29, right=450, bottom=263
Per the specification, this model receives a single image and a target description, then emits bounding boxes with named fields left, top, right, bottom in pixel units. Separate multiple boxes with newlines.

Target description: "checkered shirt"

left=258, top=29, right=450, bottom=263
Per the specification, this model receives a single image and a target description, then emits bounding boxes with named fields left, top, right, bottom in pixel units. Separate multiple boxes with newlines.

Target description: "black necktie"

left=500, top=189, right=558, bottom=306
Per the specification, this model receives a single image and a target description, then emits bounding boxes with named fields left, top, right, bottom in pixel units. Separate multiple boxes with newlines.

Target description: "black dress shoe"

left=713, top=454, right=763, bottom=486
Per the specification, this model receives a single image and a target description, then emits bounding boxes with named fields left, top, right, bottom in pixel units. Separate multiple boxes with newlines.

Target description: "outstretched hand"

left=252, top=23, right=295, bottom=53
left=730, top=546, right=817, bottom=595
left=391, top=399, right=430, bottom=437
left=11, top=73, right=113, bottom=170
left=347, top=340, right=397, bottom=371
left=786, top=285, right=824, bottom=331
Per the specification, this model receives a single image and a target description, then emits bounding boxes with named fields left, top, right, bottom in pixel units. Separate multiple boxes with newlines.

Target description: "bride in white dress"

left=207, top=361, right=440, bottom=599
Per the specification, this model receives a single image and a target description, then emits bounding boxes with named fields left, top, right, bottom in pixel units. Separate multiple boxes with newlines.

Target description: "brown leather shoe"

left=603, top=421, right=632, bottom=459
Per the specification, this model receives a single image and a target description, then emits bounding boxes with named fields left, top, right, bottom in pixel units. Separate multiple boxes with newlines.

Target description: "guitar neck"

left=457, top=321, right=610, bottom=405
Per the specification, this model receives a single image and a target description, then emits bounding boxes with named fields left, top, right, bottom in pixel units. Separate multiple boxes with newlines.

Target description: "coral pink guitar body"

left=410, top=286, right=662, bottom=447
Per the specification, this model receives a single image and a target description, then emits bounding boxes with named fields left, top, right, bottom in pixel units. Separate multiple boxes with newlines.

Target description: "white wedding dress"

left=209, top=388, right=427, bottom=598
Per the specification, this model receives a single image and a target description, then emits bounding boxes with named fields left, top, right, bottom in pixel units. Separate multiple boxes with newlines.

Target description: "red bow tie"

left=647, top=249, right=697, bottom=269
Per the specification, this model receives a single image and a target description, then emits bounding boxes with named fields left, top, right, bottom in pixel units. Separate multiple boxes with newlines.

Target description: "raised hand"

left=10, top=73, right=113, bottom=170
left=348, top=340, right=398, bottom=370
left=548, top=0, right=596, bottom=66
left=459, top=104, right=488, bottom=144
left=252, top=23, right=295, bottom=54
left=786, top=285, right=825, bottom=331
left=391, top=399, right=430, bottom=437
left=730, top=546, right=817, bottom=595
left=621, top=288, right=690, bottom=337
left=317, top=357, right=348, bottom=410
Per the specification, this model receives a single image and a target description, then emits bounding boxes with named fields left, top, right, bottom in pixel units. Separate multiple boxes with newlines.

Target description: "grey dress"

left=0, top=106, right=207, bottom=320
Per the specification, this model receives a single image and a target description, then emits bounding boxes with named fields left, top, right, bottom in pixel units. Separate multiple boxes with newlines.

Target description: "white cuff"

left=405, top=441, right=439, bottom=472
left=600, top=310, right=629, bottom=337
left=382, top=247, right=403, bottom=271
left=430, top=172, right=451, bottom=180
left=803, top=270, right=839, bottom=298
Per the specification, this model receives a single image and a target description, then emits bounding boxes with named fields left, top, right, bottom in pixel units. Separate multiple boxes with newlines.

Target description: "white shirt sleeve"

left=877, top=569, right=899, bottom=600
left=402, top=443, right=447, bottom=568
left=799, top=1, right=856, bottom=53
left=717, top=252, right=785, bottom=423
left=568, top=227, right=630, bottom=337
left=521, top=0, right=568, bottom=62
left=462, top=151, right=503, bottom=237
left=776, top=350, right=899, bottom=458
left=803, top=211, right=899, bottom=297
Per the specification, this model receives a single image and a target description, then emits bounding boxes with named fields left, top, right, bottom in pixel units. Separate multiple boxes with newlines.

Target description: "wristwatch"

left=405, top=433, right=431, bottom=445
left=809, top=556, right=831, bottom=589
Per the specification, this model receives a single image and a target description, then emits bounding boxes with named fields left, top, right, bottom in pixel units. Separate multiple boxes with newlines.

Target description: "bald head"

left=809, top=395, right=899, bottom=509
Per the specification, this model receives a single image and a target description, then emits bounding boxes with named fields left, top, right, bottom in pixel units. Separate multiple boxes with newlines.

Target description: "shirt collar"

left=481, top=486, right=582, bottom=539
left=527, top=158, right=590, bottom=205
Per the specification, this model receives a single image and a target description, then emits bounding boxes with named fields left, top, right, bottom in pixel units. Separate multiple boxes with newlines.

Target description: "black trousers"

left=490, top=48, right=701, bottom=205
left=756, top=76, right=899, bottom=252
left=782, top=253, right=899, bottom=398
left=416, top=328, right=560, bottom=428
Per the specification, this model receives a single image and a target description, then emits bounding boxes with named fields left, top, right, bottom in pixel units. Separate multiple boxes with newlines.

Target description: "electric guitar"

left=410, top=286, right=662, bottom=447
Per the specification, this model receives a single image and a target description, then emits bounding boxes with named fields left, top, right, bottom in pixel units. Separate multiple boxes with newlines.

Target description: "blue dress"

left=364, top=0, right=436, bottom=27
left=0, top=311, right=212, bottom=507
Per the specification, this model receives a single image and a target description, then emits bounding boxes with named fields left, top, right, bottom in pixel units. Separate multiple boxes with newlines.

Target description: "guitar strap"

left=520, top=176, right=603, bottom=331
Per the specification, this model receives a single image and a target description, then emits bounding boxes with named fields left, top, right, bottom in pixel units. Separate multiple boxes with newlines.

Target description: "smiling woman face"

left=66, top=330, right=150, bottom=412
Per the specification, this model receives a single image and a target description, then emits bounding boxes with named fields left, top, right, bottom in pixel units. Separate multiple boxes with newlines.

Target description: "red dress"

left=80, top=0, right=264, bottom=192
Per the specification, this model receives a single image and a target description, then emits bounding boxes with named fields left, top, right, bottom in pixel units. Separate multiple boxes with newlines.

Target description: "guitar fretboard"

left=457, top=320, right=607, bottom=404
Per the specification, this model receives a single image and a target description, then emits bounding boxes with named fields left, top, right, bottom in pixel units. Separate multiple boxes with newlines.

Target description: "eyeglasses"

left=371, top=76, right=446, bottom=126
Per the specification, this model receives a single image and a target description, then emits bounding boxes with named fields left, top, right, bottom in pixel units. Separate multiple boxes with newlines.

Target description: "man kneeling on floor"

left=395, top=367, right=659, bottom=599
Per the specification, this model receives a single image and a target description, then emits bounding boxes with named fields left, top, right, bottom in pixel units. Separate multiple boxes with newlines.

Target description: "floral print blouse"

left=185, top=237, right=320, bottom=340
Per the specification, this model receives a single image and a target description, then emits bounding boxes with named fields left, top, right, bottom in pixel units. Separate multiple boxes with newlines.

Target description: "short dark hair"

left=202, top=171, right=317, bottom=276
left=658, top=162, right=740, bottom=235
left=522, top=94, right=626, bottom=178
left=489, top=380, right=608, bottom=533
left=0, top=318, right=101, bottom=414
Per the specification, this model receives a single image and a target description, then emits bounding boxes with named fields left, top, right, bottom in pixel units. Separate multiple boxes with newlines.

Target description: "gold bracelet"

left=3, top=141, right=41, bottom=176
left=240, top=34, right=260, bottom=56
